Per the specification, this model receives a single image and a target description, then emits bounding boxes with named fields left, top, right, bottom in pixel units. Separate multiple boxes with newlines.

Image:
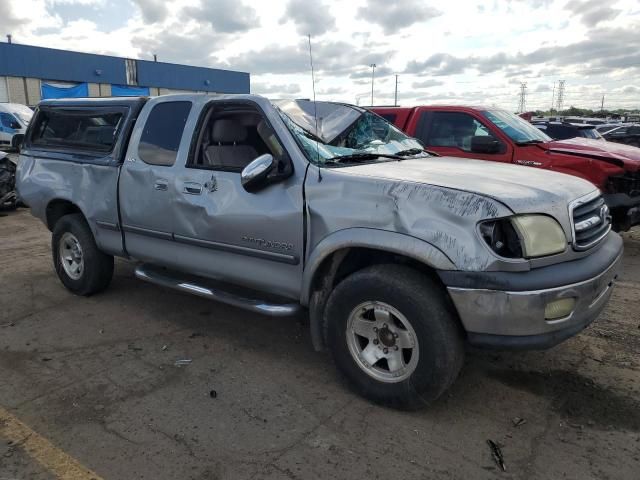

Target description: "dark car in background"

left=603, top=125, right=640, bottom=148
left=532, top=121, right=604, bottom=141
left=595, top=124, right=624, bottom=135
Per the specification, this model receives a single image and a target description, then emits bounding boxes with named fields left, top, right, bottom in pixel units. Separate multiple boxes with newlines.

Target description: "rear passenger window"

left=30, top=109, right=124, bottom=153
left=138, top=101, right=192, bottom=166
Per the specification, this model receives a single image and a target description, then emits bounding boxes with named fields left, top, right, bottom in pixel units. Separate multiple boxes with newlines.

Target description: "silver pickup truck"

left=16, top=94, right=623, bottom=408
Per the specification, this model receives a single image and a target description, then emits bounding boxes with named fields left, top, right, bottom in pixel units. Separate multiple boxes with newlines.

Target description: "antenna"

left=307, top=34, right=322, bottom=180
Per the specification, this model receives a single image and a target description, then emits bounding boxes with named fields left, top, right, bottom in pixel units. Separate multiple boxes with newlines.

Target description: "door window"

left=428, top=112, right=493, bottom=152
left=0, top=112, right=18, bottom=129
left=379, top=113, right=397, bottom=123
left=138, top=101, right=192, bottom=166
left=190, top=104, right=289, bottom=172
left=544, top=124, right=575, bottom=140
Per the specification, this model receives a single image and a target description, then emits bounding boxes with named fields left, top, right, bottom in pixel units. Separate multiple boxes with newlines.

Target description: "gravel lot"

left=1, top=208, right=639, bottom=480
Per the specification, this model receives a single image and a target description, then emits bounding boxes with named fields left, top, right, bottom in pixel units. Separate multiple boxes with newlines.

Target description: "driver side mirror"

left=241, top=154, right=276, bottom=193
left=470, top=135, right=500, bottom=154
left=10, top=121, right=21, bottom=130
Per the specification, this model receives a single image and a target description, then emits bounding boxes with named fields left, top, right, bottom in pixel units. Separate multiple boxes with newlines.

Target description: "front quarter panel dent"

left=304, top=168, right=513, bottom=290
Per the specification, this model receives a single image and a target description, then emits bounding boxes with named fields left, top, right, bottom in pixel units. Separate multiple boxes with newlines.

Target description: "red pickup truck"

left=372, top=105, right=640, bottom=231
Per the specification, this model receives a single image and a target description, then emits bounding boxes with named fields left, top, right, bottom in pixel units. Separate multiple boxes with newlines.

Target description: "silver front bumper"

left=448, top=252, right=622, bottom=341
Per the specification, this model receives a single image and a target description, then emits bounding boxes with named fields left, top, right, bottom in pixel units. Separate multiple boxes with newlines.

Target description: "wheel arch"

left=45, top=199, right=85, bottom=231
left=302, top=228, right=455, bottom=306
left=302, top=228, right=458, bottom=351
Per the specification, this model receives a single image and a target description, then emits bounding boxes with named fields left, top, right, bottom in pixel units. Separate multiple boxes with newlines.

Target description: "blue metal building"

left=0, top=42, right=250, bottom=106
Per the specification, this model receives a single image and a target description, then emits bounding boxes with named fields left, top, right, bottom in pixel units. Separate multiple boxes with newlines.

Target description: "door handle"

left=154, top=179, right=169, bottom=191
left=183, top=182, right=203, bottom=195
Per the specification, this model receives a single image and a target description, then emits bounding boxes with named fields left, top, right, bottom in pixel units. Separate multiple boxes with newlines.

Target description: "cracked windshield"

left=275, top=99, right=428, bottom=164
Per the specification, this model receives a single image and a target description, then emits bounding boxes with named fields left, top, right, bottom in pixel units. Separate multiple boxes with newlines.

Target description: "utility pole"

left=394, top=74, right=399, bottom=106
left=370, top=64, right=376, bottom=106
left=518, top=82, right=527, bottom=113
left=153, top=54, right=157, bottom=62
left=550, top=82, right=556, bottom=114
left=556, top=80, right=565, bottom=113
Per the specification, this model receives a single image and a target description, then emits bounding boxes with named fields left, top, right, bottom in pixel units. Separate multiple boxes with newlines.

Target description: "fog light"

left=545, top=298, right=576, bottom=320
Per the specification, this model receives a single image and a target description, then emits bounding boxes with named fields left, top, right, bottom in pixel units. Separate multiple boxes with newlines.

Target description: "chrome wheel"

left=59, top=232, right=84, bottom=280
left=346, top=301, right=419, bottom=383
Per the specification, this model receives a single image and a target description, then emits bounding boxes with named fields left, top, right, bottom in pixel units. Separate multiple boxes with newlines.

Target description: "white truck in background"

left=0, top=103, right=33, bottom=150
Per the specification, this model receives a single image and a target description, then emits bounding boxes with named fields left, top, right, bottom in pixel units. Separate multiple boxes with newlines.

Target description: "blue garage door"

left=41, top=82, right=89, bottom=99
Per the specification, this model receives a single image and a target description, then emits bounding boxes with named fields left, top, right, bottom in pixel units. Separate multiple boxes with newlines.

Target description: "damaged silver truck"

left=17, top=95, right=623, bottom=408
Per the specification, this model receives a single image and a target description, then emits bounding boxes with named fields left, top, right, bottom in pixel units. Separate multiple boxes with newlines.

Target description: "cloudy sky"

left=2, top=0, right=639, bottom=110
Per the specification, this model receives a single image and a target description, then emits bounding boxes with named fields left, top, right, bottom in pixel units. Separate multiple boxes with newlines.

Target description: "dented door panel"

left=170, top=169, right=304, bottom=299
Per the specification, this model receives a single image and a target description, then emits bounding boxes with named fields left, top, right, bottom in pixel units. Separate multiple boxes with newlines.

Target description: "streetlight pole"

left=394, top=74, right=398, bottom=106
left=370, top=64, right=376, bottom=106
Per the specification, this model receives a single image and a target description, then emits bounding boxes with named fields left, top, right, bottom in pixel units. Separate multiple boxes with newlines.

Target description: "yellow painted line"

left=0, top=406, right=103, bottom=480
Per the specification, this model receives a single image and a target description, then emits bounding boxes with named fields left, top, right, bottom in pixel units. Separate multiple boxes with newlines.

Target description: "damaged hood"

left=544, top=137, right=640, bottom=171
left=337, top=156, right=597, bottom=217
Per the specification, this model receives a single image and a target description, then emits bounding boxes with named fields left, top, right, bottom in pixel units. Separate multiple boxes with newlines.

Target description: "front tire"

left=326, top=264, right=464, bottom=409
left=52, top=214, right=114, bottom=296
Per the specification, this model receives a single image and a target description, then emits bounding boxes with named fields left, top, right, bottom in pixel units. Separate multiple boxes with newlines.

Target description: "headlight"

left=479, top=218, right=523, bottom=258
left=511, top=215, right=567, bottom=258
left=480, top=215, right=567, bottom=259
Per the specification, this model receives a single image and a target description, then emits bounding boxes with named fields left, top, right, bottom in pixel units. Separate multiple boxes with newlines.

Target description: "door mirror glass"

left=241, top=154, right=275, bottom=192
left=10, top=121, right=21, bottom=130
left=470, top=135, right=500, bottom=154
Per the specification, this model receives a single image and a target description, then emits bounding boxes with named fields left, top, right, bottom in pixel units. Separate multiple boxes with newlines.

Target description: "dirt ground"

left=1, top=208, right=639, bottom=480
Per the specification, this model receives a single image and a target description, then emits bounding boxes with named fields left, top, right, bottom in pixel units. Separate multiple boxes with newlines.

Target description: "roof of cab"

left=38, top=96, right=149, bottom=108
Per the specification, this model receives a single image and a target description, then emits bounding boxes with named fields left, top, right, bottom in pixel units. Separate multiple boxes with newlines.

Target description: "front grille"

left=606, top=171, right=640, bottom=197
left=571, top=194, right=611, bottom=250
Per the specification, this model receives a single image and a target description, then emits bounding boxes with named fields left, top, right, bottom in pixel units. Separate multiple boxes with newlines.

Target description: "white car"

left=0, top=103, right=33, bottom=149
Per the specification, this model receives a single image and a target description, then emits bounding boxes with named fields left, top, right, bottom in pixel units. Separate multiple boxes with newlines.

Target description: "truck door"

left=119, top=97, right=194, bottom=264
left=168, top=99, right=304, bottom=300
left=418, top=110, right=513, bottom=163
left=120, top=97, right=304, bottom=300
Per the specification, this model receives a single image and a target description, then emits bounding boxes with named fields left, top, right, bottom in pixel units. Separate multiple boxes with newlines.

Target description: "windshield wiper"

left=325, top=152, right=403, bottom=164
left=515, top=139, right=544, bottom=145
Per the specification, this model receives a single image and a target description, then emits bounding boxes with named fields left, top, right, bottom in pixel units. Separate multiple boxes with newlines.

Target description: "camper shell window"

left=29, top=107, right=126, bottom=154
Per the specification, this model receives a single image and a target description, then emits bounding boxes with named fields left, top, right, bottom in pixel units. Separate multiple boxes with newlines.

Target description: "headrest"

left=211, top=118, right=247, bottom=143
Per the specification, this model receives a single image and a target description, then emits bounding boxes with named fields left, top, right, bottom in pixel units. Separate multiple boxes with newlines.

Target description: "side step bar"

left=134, top=264, right=301, bottom=317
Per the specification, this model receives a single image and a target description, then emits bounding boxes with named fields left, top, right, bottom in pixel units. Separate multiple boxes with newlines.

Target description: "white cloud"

left=280, top=0, right=335, bottom=36
left=2, top=0, right=639, bottom=110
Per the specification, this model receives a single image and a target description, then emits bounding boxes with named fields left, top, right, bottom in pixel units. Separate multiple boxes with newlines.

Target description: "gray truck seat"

left=204, top=118, right=258, bottom=169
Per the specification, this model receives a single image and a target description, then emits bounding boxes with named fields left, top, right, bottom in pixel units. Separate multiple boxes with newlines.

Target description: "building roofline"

left=0, top=41, right=249, bottom=76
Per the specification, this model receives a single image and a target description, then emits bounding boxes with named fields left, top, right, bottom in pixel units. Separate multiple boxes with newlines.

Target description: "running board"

left=134, top=264, right=301, bottom=317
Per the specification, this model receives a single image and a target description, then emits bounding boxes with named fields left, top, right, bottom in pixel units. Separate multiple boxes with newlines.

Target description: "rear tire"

left=52, top=214, right=114, bottom=296
left=325, top=264, right=464, bottom=410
